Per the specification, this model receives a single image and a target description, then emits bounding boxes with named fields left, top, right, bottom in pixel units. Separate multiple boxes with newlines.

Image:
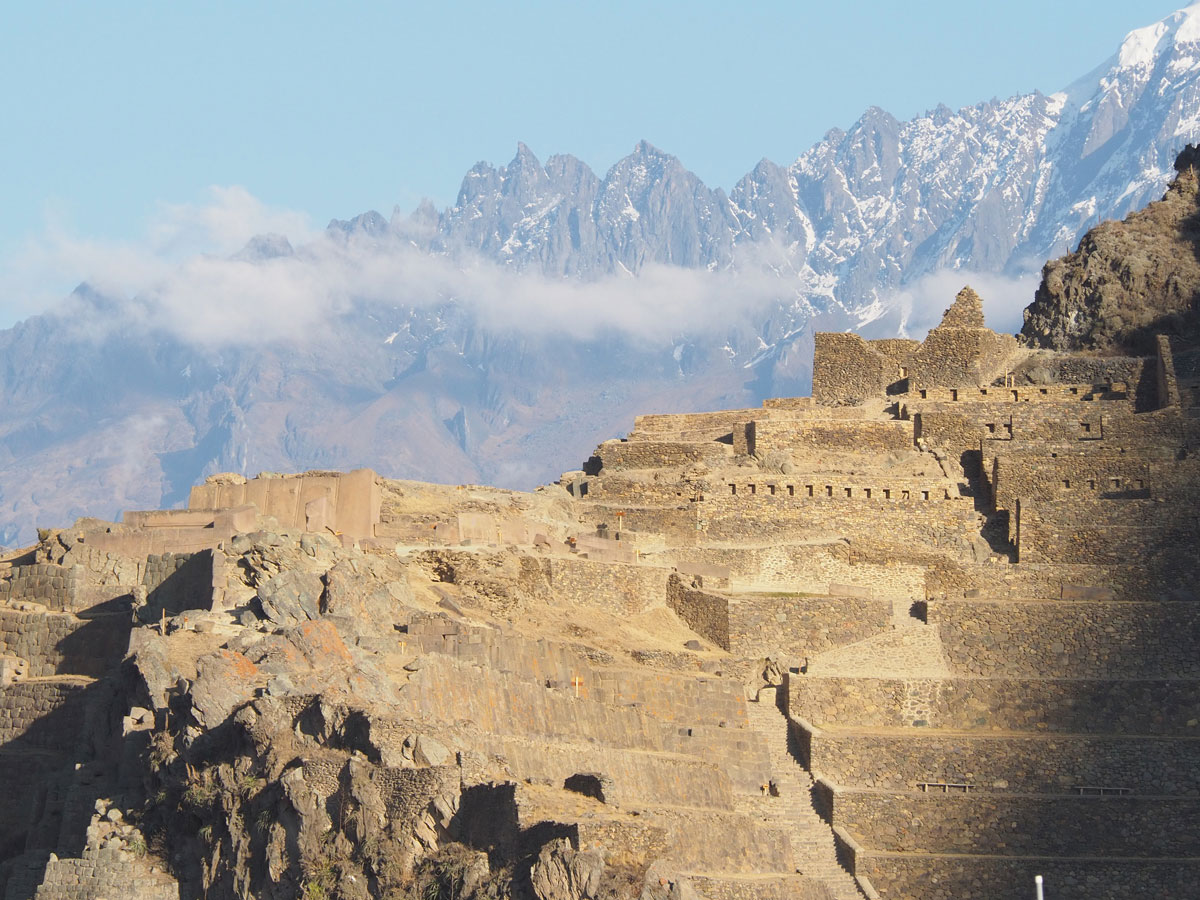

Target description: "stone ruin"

left=2, top=159, right=1200, bottom=900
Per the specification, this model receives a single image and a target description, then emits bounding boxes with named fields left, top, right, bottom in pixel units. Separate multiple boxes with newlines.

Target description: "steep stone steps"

left=742, top=692, right=865, bottom=900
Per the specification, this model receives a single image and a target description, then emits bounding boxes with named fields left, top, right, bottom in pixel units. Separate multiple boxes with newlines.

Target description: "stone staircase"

left=741, top=691, right=865, bottom=900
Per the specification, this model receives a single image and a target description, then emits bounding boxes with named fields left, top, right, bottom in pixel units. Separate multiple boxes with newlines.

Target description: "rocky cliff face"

left=1021, top=144, right=1200, bottom=352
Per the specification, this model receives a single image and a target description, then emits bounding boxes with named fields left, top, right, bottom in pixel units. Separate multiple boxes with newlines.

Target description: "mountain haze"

left=1, top=6, right=1200, bottom=544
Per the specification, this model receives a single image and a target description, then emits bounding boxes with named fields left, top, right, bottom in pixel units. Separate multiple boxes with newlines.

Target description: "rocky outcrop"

left=1021, top=144, right=1200, bottom=353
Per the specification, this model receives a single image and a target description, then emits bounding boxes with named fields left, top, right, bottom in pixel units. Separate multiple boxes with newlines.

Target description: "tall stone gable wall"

left=909, top=326, right=1017, bottom=392
left=812, top=333, right=898, bottom=405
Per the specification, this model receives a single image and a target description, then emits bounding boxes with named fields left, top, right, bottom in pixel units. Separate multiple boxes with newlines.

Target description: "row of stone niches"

left=910, top=383, right=1124, bottom=402
left=727, top=483, right=956, bottom=501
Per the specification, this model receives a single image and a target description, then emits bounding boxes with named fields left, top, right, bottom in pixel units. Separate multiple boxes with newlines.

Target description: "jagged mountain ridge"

left=0, top=6, right=1199, bottom=546
left=390, top=5, right=1200, bottom=335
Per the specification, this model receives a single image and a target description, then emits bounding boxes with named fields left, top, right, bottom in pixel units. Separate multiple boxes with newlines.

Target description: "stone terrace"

left=561, top=284, right=1200, bottom=898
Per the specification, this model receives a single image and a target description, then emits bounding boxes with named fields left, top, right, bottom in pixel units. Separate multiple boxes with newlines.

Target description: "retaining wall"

left=0, top=611, right=130, bottom=679
left=804, top=730, right=1200, bottom=795
left=728, top=594, right=892, bottom=661
left=931, top=600, right=1200, bottom=678
left=834, top=791, right=1200, bottom=856
left=790, top=676, right=1200, bottom=735
left=596, top=440, right=731, bottom=472
left=0, top=681, right=93, bottom=749
left=854, top=854, right=1200, bottom=900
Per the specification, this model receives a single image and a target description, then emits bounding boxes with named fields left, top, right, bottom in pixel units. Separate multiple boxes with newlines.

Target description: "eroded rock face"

left=530, top=838, right=606, bottom=900
left=1021, top=144, right=1200, bottom=353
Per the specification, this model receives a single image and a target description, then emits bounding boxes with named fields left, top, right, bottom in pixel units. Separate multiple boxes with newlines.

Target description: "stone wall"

left=188, top=468, right=381, bottom=540
left=912, top=383, right=1126, bottom=404
left=909, top=326, right=1017, bottom=393
left=143, top=550, right=216, bottom=616
left=1158, top=334, right=1182, bottom=408
left=650, top=808, right=795, bottom=873
left=0, top=756, right=57, bottom=863
left=732, top=421, right=754, bottom=456
left=372, top=764, right=461, bottom=822
left=629, top=409, right=761, bottom=442
left=834, top=790, right=1200, bottom=855
left=0, top=611, right=130, bottom=679
left=577, top=503, right=696, bottom=545
left=790, top=675, right=1200, bottom=735
left=687, top=874, right=836, bottom=900
left=928, top=557, right=1200, bottom=604
left=761, top=397, right=815, bottom=411
left=931, top=600, right=1200, bottom=678
left=397, top=621, right=770, bottom=796
left=573, top=475, right=701, bottom=507
left=406, top=617, right=748, bottom=730
left=804, top=729, right=1200, bottom=795
left=905, top=288, right=1018, bottom=392
left=537, top=557, right=669, bottom=618
left=568, top=817, right=668, bottom=869
left=58, top=544, right=147, bottom=589
left=0, top=566, right=81, bottom=612
left=595, top=439, right=731, bottom=472
left=697, top=490, right=975, bottom=553
left=751, top=418, right=914, bottom=454
left=854, top=854, right=1200, bottom=900
left=716, top=477, right=957, bottom=503
left=1017, top=499, right=1198, bottom=566
left=990, top=453, right=1153, bottom=507
left=0, top=681, right=93, bottom=748
left=812, top=333, right=899, bottom=406
left=1008, top=403, right=1184, bottom=448
left=872, top=338, right=921, bottom=371
left=904, top=392, right=1153, bottom=462
left=910, top=405, right=1008, bottom=463
left=477, top=736, right=740, bottom=809
left=727, top=593, right=891, bottom=662
left=659, top=543, right=926, bottom=598
left=666, top=575, right=730, bottom=650
left=1012, top=353, right=1156, bottom=408
left=23, top=851, right=180, bottom=900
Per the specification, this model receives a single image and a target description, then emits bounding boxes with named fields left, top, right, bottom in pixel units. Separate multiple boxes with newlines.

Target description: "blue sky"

left=0, top=1, right=1185, bottom=317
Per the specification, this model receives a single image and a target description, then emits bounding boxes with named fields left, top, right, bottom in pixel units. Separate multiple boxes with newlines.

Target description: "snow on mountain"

left=409, top=3, right=1200, bottom=340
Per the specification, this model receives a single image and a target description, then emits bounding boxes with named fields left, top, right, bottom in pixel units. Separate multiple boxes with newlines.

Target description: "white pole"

left=1035, top=874, right=1044, bottom=900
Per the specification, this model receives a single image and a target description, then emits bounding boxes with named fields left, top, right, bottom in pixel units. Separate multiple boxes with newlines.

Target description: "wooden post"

left=571, top=676, right=584, bottom=699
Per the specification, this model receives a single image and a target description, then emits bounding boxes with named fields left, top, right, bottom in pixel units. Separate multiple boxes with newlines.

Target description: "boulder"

left=530, top=837, right=606, bottom=900
left=256, top=569, right=323, bottom=626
